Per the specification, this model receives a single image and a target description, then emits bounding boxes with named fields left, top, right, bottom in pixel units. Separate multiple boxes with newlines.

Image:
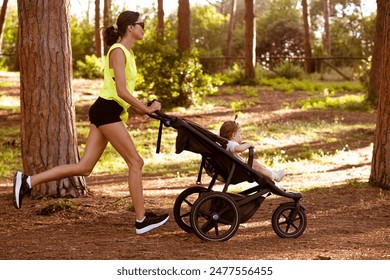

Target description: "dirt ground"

left=0, top=74, right=389, bottom=260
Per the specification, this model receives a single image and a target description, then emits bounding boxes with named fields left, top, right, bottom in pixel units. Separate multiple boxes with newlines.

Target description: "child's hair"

left=104, top=11, right=140, bottom=46
left=220, top=121, right=240, bottom=140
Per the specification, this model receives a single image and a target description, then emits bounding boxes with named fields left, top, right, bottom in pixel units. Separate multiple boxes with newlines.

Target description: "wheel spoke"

left=183, top=198, right=194, bottom=207
left=179, top=211, right=191, bottom=219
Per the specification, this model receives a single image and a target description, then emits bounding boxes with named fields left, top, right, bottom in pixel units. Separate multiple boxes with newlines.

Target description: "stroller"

left=148, top=110, right=307, bottom=242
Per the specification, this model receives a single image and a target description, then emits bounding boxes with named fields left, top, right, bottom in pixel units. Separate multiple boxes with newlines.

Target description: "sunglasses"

left=134, top=22, right=145, bottom=30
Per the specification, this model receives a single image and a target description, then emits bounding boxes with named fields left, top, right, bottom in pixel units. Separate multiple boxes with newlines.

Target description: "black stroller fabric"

left=173, top=118, right=261, bottom=185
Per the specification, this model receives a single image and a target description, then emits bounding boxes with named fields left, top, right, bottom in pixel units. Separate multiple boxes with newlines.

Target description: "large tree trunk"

left=244, top=0, right=256, bottom=79
left=178, top=0, right=191, bottom=52
left=302, top=0, right=315, bottom=73
left=17, top=0, right=87, bottom=197
left=370, top=0, right=390, bottom=190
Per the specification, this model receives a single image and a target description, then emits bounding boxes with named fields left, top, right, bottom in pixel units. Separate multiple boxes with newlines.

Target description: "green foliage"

left=273, top=62, right=305, bottom=79
left=190, top=4, right=229, bottom=57
left=1, top=6, right=18, bottom=70
left=134, top=39, right=218, bottom=108
left=74, top=55, right=104, bottom=79
left=256, top=0, right=303, bottom=66
left=70, top=17, right=95, bottom=69
left=260, top=77, right=364, bottom=94
left=294, top=94, right=372, bottom=112
left=217, top=64, right=268, bottom=85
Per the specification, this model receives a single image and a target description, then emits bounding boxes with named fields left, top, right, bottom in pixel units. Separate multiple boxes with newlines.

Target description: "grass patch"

left=259, top=78, right=364, bottom=94
left=293, top=94, right=372, bottom=112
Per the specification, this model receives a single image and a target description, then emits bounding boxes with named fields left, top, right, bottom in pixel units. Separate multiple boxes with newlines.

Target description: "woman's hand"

left=147, top=100, right=161, bottom=113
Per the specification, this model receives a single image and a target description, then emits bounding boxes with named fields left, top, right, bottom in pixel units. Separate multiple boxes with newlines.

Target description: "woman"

left=13, top=11, right=169, bottom=235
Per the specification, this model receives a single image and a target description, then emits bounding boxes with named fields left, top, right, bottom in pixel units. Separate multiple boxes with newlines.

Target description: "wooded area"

left=1, top=1, right=390, bottom=266
left=0, top=0, right=387, bottom=192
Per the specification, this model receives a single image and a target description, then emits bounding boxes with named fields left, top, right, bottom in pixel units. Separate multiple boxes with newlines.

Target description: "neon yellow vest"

left=99, top=43, right=137, bottom=123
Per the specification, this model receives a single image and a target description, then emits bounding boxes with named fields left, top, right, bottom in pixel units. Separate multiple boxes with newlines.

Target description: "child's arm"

left=232, top=142, right=254, bottom=153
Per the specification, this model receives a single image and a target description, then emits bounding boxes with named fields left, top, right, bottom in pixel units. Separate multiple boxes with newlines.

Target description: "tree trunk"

left=225, top=0, right=236, bottom=67
left=244, top=0, right=256, bottom=79
left=0, top=0, right=9, bottom=53
left=178, top=0, right=191, bottom=52
left=17, top=0, right=87, bottom=197
left=368, top=0, right=383, bottom=105
left=94, top=0, right=102, bottom=57
left=157, top=0, right=165, bottom=38
left=370, top=0, right=390, bottom=190
left=323, top=0, right=331, bottom=55
left=103, top=0, right=111, bottom=55
left=302, top=0, right=315, bottom=73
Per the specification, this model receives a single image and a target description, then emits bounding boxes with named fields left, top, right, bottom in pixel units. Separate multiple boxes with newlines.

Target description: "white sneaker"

left=271, top=170, right=285, bottom=182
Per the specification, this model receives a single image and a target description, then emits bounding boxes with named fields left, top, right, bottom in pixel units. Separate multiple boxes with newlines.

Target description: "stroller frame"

left=149, top=110, right=307, bottom=242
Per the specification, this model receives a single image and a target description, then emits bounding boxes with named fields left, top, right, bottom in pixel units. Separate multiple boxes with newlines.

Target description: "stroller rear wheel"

left=173, top=186, right=209, bottom=233
left=272, top=202, right=307, bottom=238
left=190, top=192, right=240, bottom=242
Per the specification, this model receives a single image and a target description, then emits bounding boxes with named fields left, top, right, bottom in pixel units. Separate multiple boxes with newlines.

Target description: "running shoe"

left=135, top=212, right=169, bottom=234
left=13, top=171, right=31, bottom=209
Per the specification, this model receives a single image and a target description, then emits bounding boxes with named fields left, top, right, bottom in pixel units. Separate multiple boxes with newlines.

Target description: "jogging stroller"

left=148, top=110, right=307, bottom=242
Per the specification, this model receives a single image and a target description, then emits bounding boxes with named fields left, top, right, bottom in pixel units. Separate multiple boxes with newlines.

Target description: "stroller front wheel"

left=272, top=202, right=307, bottom=238
left=190, top=192, right=241, bottom=242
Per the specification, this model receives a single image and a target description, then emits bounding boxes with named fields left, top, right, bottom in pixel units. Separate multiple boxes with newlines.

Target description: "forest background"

left=1, top=0, right=390, bottom=263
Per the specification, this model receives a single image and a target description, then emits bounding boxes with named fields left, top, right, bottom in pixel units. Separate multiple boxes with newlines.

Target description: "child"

left=219, top=120, right=285, bottom=182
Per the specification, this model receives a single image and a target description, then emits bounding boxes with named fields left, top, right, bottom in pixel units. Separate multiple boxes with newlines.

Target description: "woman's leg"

left=97, top=121, right=146, bottom=220
left=30, top=124, right=108, bottom=187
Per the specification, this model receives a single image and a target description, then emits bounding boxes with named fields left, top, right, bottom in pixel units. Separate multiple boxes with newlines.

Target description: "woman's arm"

left=110, top=48, right=161, bottom=114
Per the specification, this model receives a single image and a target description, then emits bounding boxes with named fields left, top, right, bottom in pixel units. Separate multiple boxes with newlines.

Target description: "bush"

left=273, top=61, right=305, bottom=79
left=74, top=55, right=104, bottom=79
left=134, top=40, right=219, bottom=108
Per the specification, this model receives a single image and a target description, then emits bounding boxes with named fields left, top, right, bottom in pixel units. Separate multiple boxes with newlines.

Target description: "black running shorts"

left=89, top=97, right=123, bottom=127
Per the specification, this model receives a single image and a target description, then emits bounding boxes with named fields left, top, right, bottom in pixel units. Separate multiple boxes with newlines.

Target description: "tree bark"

left=302, top=0, right=315, bottom=73
left=370, top=0, right=390, bottom=190
left=94, top=0, right=102, bottom=57
left=178, top=0, right=191, bottom=52
left=244, top=0, right=256, bottom=79
left=17, top=0, right=87, bottom=197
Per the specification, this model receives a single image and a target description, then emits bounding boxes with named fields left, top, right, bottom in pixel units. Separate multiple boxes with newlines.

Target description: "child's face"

left=232, top=126, right=242, bottom=143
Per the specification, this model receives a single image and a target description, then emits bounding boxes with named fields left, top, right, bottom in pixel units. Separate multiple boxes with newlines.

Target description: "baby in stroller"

left=219, top=119, right=285, bottom=182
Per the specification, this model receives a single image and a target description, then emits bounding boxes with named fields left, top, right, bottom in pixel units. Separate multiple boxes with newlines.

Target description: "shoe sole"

left=13, top=171, right=22, bottom=209
left=136, top=215, right=169, bottom=234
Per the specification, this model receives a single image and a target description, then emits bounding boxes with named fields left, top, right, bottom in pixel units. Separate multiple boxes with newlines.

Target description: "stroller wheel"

left=272, top=202, right=307, bottom=238
left=190, top=192, right=240, bottom=242
left=173, top=187, right=209, bottom=233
